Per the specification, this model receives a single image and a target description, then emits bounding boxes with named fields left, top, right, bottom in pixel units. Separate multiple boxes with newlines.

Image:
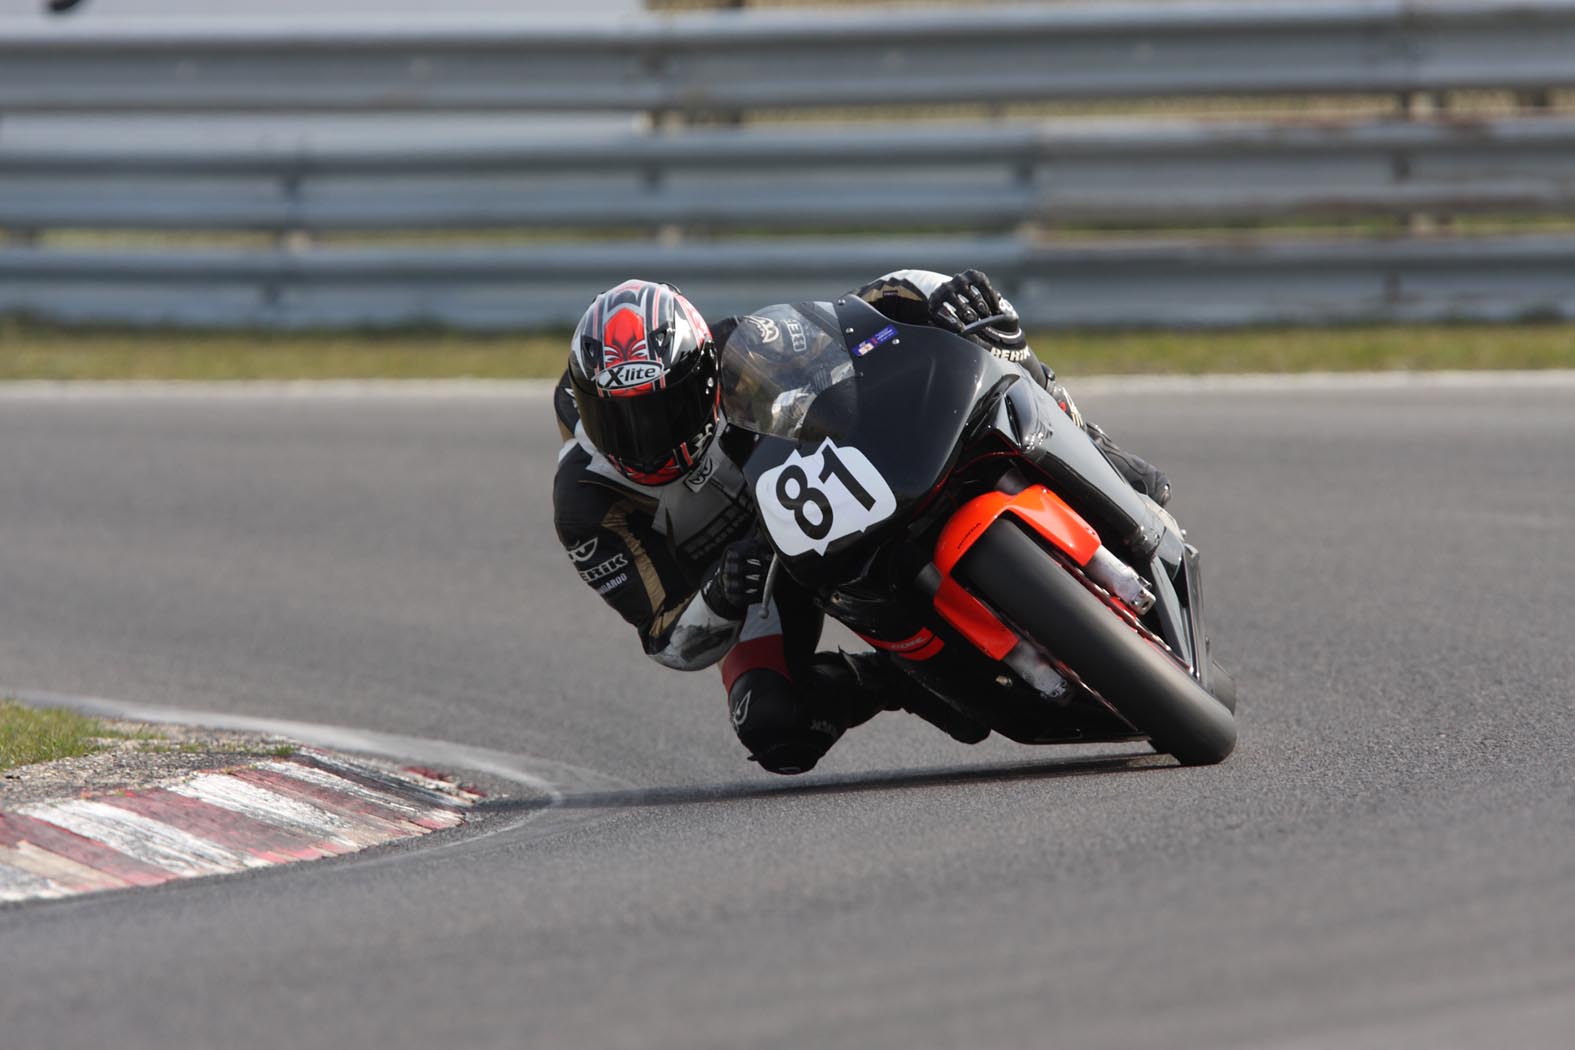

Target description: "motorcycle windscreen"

left=724, top=296, right=1006, bottom=564
left=720, top=302, right=855, bottom=441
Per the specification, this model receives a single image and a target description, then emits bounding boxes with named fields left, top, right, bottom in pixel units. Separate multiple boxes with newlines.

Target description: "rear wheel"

left=958, top=521, right=1237, bottom=766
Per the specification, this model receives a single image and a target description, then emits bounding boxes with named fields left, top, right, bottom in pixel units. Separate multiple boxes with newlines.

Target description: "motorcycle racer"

left=552, top=270, right=1171, bottom=774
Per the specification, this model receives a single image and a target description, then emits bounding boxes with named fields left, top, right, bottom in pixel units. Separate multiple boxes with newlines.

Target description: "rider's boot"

left=842, top=652, right=990, bottom=745
left=808, top=653, right=889, bottom=730
left=724, top=648, right=991, bottom=773
left=1086, top=422, right=1172, bottom=507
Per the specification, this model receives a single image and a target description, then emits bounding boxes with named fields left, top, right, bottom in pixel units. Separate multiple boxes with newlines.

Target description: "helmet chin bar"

left=608, top=419, right=717, bottom=486
left=608, top=454, right=682, bottom=486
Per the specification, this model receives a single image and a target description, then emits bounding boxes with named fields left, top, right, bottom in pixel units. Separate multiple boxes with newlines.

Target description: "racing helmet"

left=567, top=279, right=720, bottom=486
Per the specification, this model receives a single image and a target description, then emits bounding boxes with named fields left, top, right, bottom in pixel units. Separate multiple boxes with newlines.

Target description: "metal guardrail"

left=5, top=235, right=1573, bottom=328
left=3, top=0, right=1575, bottom=329
left=4, top=117, right=1575, bottom=231
left=4, top=1, right=1575, bottom=113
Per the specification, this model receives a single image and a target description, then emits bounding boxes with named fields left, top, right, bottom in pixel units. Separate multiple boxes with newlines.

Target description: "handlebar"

left=961, top=313, right=1015, bottom=336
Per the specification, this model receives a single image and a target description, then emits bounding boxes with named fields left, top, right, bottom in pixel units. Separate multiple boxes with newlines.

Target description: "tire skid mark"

left=259, top=759, right=463, bottom=829
left=228, top=768, right=427, bottom=843
left=288, top=751, right=473, bottom=812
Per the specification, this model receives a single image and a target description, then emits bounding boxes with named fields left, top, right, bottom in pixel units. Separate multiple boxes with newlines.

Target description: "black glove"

left=701, top=538, right=773, bottom=620
left=926, top=269, right=1029, bottom=362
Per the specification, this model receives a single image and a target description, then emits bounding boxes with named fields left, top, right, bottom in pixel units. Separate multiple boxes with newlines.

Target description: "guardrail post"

left=0, top=105, right=40, bottom=248
left=1011, top=153, right=1039, bottom=308
left=278, top=164, right=312, bottom=252
left=642, top=33, right=686, bottom=249
left=648, top=114, right=685, bottom=248
left=265, top=160, right=310, bottom=319
left=1398, top=89, right=1452, bottom=237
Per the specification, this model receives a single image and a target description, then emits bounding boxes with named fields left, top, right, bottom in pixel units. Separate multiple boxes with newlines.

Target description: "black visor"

left=570, top=348, right=718, bottom=474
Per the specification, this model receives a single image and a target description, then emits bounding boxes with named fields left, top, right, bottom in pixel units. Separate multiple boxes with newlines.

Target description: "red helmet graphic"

left=567, top=280, right=719, bottom=486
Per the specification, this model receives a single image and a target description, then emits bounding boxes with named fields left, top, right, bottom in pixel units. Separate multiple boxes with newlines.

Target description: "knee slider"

left=727, top=668, right=842, bottom=776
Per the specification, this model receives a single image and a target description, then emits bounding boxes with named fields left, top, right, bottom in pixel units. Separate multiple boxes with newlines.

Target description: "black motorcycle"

left=717, top=297, right=1237, bottom=765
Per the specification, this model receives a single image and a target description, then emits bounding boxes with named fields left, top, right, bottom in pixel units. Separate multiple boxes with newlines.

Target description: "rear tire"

left=959, top=522, right=1237, bottom=766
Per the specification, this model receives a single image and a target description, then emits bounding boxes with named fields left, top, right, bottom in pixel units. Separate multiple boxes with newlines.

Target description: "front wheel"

left=957, top=521, right=1237, bottom=766
left=1209, top=660, right=1238, bottom=714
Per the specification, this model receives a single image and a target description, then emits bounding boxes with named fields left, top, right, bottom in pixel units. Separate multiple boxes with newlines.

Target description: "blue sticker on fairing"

left=852, top=325, right=898, bottom=358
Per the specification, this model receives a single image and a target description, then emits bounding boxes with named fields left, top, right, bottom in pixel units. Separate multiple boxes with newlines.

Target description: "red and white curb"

left=0, top=749, right=483, bottom=904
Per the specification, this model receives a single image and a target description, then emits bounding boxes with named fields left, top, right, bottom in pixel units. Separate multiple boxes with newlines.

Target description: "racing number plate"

left=756, top=438, right=897, bottom=557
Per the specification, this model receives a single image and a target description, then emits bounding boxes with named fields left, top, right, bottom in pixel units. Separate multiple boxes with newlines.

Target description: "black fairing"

left=992, top=365, right=1166, bottom=559
left=724, top=297, right=1164, bottom=583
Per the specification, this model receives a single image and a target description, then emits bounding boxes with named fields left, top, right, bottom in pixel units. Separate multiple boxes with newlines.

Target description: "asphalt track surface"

left=2, top=376, right=1572, bottom=1049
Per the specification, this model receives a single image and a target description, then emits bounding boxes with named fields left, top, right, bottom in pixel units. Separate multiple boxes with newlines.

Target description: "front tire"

left=1209, top=660, right=1238, bottom=714
left=958, top=521, right=1237, bottom=766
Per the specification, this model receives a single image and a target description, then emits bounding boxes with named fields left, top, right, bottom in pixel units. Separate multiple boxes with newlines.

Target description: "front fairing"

left=722, top=297, right=1009, bottom=580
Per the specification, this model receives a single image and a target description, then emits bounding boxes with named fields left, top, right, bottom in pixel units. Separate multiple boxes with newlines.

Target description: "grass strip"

left=1, top=321, right=1571, bottom=381
left=0, top=325, right=570, bottom=382
left=0, top=701, right=110, bottom=772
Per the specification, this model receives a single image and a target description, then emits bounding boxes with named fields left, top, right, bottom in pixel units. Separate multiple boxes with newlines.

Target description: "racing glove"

left=926, top=268, right=1030, bottom=363
left=700, top=538, right=773, bottom=620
